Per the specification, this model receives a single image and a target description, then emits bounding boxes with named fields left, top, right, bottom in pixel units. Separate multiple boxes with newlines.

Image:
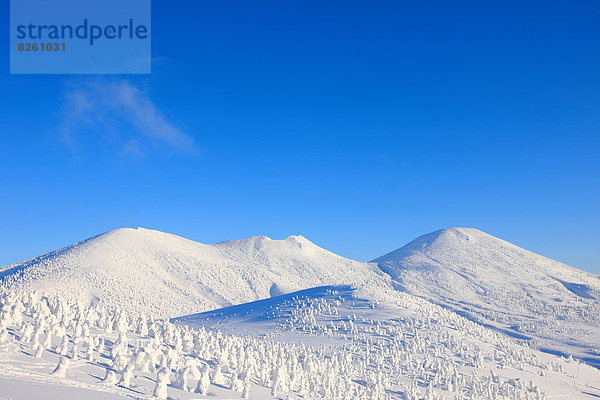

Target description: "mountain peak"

left=371, top=228, right=600, bottom=366
left=93, top=227, right=172, bottom=241
left=372, top=227, right=494, bottom=264
left=213, top=234, right=317, bottom=251
left=413, top=227, right=489, bottom=242
left=372, top=225, right=600, bottom=310
left=1, top=228, right=385, bottom=317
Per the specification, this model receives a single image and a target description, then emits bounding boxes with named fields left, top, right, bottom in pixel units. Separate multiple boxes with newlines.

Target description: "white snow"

left=2, top=289, right=600, bottom=399
left=372, top=227, right=600, bottom=368
left=175, top=284, right=600, bottom=399
left=0, top=228, right=391, bottom=317
left=1, top=226, right=599, bottom=399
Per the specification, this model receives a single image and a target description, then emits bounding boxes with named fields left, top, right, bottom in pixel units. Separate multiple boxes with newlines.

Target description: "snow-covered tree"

left=51, top=357, right=70, bottom=378
left=153, top=367, right=171, bottom=399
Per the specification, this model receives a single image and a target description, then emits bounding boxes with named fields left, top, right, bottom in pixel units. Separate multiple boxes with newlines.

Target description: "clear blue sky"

left=1, top=1, right=599, bottom=273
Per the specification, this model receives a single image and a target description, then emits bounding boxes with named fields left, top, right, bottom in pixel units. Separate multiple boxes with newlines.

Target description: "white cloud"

left=61, top=79, right=196, bottom=157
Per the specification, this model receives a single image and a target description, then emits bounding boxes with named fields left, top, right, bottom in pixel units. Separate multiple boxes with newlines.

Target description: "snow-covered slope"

left=372, top=227, right=600, bottom=367
left=0, top=228, right=391, bottom=318
left=3, top=226, right=600, bottom=368
left=5, top=288, right=598, bottom=400
left=2, top=227, right=600, bottom=398
left=174, top=285, right=600, bottom=399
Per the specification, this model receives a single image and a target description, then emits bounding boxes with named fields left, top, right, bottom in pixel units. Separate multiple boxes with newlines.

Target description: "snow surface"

left=2, top=288, right=600, bottom=399
left=0, top=228, right=392, bottom=318
left=174, top=285, right=600, bottom=399
left=372, top=227, right=600, bottom=368
left=0, top=292, right=312, bottom=399
left=1, top=226, right=600, bottom=399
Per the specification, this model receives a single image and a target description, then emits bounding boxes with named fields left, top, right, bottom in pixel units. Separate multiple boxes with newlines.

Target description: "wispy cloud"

left=60, top=78, right=196, bottom=157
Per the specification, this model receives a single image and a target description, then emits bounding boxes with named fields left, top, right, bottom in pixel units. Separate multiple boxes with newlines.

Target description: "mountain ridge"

left=0, top=227, right=392, bottom=318
left=2, top=226, right=599, bottom=366
left=371, top=226, right=600, bottom=367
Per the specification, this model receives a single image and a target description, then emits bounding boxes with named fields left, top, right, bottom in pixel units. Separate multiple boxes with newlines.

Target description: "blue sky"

left=1, top=1, right=599, bottom=272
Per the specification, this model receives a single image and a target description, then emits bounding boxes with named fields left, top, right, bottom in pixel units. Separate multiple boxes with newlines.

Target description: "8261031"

left=18, top=42, right=66, bottom=51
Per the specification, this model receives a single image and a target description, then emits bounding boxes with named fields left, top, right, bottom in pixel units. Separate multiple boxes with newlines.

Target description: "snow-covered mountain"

left=5, top=288, right=600, bottom=400
left=2, top=227, right=600, bottom=399
left=173, top=285, right=600, bottom=399
left=372, top=227, right=600, bottom=367
left=0, top=228, right=391, bottom=317
left=2, top=226, right=599, bottom=366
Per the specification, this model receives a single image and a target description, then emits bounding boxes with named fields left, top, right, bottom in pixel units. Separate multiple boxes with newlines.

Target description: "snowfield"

left=1, top=288, right=600, bottom=399
left=1, top=227, right=599, bottom=399
left=372, top=228, right=600, bottom=368
left=0, top=228, right=391, bottom=317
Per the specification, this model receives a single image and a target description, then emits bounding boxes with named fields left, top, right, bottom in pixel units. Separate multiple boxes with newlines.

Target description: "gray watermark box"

left=10, top=0, right=151, bottom=74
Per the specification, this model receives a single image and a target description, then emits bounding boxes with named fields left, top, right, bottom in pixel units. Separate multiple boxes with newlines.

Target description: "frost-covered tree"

left=33, top=343, right=44, bottom=358
left=0, top=327, right=9, bottom=343
left=102, top=368, right=117, bottom=386
left=57, top=334, right=70, bottom=355
left=51, top=357, right=70, bottom=378
left=212, top=362, right=224, bottom=385
left=118, top=364, right=134, bottom=388
left=86, top=337, right=95, bottom=361
left=241, top=374, right=251, bottom=399
left=153, top=367, right=171, bottom=399
left=195, top=365, right=211, bottom=395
